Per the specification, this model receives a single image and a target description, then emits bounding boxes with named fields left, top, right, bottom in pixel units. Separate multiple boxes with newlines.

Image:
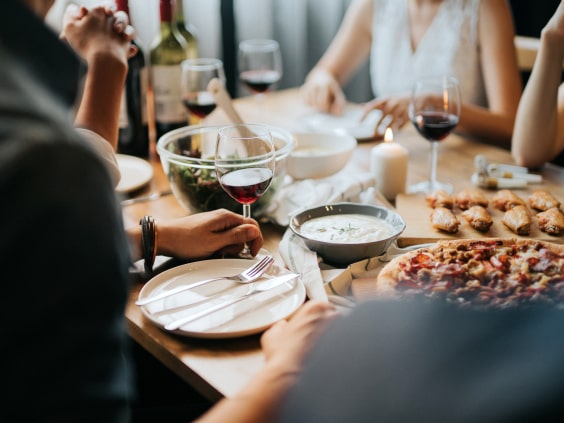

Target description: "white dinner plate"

left=138, top=258, right=306, bottom=339
left=115, top=154, right=153, bottom=193
left=295, top=106, right=386, bottom=141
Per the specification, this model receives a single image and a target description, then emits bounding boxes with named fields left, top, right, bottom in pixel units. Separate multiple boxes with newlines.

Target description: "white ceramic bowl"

left=286, top=132, right=357, bottom=180
left=289, top=203, right=406, bottom=266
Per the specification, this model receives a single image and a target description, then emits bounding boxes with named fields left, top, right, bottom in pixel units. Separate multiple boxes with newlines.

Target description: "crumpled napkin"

left=266, top=171, right=382, bottom=227
left=275, top=173, right=394, bottom=305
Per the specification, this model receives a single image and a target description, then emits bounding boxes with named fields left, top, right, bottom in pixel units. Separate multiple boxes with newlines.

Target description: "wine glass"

left=181, top=58, right=225, bottom=125
left=215, top=124, right=276, bottom=259
left=238, top=39, right=283, bottom=102
left=408, top=76, right=461, bottom=194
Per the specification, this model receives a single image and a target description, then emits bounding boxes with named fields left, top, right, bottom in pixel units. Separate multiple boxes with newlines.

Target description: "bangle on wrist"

left=139, top=215, right=157, bottom=276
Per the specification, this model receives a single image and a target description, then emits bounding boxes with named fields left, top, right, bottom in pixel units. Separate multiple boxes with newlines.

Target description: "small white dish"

left=137, top=258, right=306, bottom=338
left=287, top=132, right=357, bottom=180
left=296, top=107, right=385, bottom=141
left=115, top=154, right=153, bottom=193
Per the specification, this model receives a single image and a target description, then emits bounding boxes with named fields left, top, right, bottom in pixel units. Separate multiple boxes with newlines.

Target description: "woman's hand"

left=61, top=4, right=136, bottom=66
left=156, top=209, right=264, bottom=261
left=261, top=300, right=340, bottom=374
left=301, top=68, right=346, bottom=115
left=362, top=93, right=411, bottom=134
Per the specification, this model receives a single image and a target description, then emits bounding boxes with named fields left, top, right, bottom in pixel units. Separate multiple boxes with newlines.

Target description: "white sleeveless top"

left=370, top=0, right=487, bottom=107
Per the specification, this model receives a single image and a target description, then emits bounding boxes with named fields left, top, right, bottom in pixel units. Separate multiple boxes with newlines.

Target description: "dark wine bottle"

left=115, top=0, right=150, bottom=157
left=150, top=0, right=189, bottom=141
left=174, top=0, right=199, bottom=59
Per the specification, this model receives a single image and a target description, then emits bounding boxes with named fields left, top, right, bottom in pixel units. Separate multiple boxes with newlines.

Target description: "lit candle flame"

left=384, top=127, right=393, bottom=143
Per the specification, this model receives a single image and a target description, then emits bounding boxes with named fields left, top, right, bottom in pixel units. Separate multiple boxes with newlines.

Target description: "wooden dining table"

left=121, top=88, right=564, bottom=402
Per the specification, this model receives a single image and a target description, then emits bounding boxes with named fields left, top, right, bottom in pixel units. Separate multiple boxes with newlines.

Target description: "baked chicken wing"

left=492, top=189, right=526, bottom=211
left=426, top=189, right=454, bottom=209
left=461, top=205, right=493, bottom=232
left=536, top=207, right=564, bottom=235
left=430, top=206, right=460, bottom=234
left=528, top=190, right=561, bottom=212
left=455, top=188, right=489, bottom=210
left=502, top=205, right=531, bottom=235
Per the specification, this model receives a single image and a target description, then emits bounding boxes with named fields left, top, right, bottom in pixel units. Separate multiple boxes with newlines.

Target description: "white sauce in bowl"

left=291, top=146, right=336, bottom=157
left=299, top=213, right=396, bottom=243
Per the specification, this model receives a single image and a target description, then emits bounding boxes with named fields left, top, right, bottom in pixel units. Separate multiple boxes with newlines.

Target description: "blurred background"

left=46, top=0, right=560, bottom=102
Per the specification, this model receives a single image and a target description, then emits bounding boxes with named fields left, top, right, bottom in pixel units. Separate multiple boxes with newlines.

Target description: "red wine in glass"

left=411, top=111, right=459, bottom=141
left=216, top=123, right=276, bottom=258
left=182, top=91, right=217, bottom=119
left=239, top=69, right=281, bottom=94
left=219, top=168, right=273, bottom=204
left=408, top=76, right=460, bottom=195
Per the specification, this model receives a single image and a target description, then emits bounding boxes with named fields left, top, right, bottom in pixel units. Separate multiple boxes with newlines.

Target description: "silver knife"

left=164, top=273, right=299, bottom=331
left=120, top=190, right=172, bottom=206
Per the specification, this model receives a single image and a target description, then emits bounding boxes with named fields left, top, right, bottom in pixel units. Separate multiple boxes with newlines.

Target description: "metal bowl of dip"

left=289, top=202, right=406, bottom=266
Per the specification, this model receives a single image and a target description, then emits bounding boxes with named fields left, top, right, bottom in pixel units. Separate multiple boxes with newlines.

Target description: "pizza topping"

left=389, top=239, right=564, bottom=309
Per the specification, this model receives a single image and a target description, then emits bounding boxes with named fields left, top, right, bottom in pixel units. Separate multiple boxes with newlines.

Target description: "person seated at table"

left=511, top=0, right=564, bottom=168
left=274, top=299, right=564, bottom=422
left=1, top=1, right=265, bottom=421
left=300, top=0, right=522, bottom=148
left=61, top=4, right=265, bottom=263
left=196, top=298, right=564, bottom=423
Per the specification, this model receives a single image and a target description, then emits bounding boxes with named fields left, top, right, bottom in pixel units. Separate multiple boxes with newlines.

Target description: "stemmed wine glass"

left=238, top=39, right=283, bottom=102
left=408, top=76, right=461, bottom=194
left=181, top=58, right=226, bottom=125
left=215, top=124, right=276, bottom=259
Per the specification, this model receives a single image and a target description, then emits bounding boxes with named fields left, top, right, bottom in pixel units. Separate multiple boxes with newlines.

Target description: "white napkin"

left=266, top=171, right=383, bottom=227
left=275, top=174, right=393, bottom=305
left=279, top=230, right=328, bottom=301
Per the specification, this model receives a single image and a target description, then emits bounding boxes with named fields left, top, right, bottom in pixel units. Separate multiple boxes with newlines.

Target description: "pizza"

left=376, top=238, right=564, bottom=309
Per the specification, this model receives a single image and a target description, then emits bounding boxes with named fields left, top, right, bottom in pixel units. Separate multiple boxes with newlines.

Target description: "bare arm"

left=300, top=0, right=373, bottom=114
left=457, top=0, right=522, bottom=148
left=195, top=301, right=339, bottom=423
left=62, top=5, right=135, bottom=150
left=512, top=1, right=564, bottom=168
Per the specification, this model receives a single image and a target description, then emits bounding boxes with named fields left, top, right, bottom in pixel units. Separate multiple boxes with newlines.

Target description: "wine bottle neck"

left=174, top=0, right=186, bottom=22
left=159, top=0, right=173, bottom=23
left=115, top=0, right=129, bottom=15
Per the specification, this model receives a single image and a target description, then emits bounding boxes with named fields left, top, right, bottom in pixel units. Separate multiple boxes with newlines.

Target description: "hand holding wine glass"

left=215, top=124, right=276, bottom=259
left=181, top=58, right=225, bottom=124
left=238, top=39, right=282, bottom=102
left=408, top=76, right=461, bottom=194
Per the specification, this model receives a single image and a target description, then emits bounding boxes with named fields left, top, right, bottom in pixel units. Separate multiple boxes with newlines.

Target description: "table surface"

left=122, top=88, right=564, bottom=402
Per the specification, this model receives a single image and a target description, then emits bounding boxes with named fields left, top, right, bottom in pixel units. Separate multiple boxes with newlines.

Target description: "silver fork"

left=135, top=255, right=274, bottom=306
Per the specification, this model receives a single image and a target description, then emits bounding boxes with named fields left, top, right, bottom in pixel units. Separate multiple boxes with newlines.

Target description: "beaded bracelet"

left=140, top=215, right=157, bottom=276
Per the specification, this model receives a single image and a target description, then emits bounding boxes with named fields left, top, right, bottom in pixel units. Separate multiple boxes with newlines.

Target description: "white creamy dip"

left=291, top=146, right=336, bottom=157
left=299, top=213, right=395, bottom=243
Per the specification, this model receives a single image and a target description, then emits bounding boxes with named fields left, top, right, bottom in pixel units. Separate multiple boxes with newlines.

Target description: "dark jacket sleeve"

left=0, top=140, right=133, bottom=423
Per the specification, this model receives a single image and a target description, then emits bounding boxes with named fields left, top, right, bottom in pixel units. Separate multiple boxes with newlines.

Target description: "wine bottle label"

left=119, top=67, right=149, bottom=128
left=118, top=89, right=128, bottom=129
left=151, top=65, right=186, bottom=123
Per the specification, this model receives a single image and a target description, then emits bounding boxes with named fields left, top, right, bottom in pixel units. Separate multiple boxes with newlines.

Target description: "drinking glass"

left=408, top=76, right=461, bottom=194
left=215, top=124, right=276, bottom=259
left=181, top=58, right=225, bottom=125
left=238, top=39, right=282, bottom=102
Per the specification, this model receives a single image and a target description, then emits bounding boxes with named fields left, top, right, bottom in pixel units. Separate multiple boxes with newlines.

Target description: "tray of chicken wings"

left=396, top=188, right=564, bottom=247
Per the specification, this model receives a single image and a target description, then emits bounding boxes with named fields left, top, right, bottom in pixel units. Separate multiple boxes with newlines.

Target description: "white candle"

left=370, top=128, right=408, bottom=201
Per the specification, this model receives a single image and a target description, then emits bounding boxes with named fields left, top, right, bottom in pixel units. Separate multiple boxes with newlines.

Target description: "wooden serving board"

left=395, top=191, right=564, bottom=247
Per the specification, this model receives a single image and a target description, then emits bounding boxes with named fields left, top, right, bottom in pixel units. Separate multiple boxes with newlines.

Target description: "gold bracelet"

left=139, top=215, right=157, bottom=276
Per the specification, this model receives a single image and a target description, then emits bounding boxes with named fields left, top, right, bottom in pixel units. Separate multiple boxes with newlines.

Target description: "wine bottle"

left=174, top=0, right=199, bottom=59
left=115, top=0, right=150, bottom=157
left=150, top=0, right=189, bottom=141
